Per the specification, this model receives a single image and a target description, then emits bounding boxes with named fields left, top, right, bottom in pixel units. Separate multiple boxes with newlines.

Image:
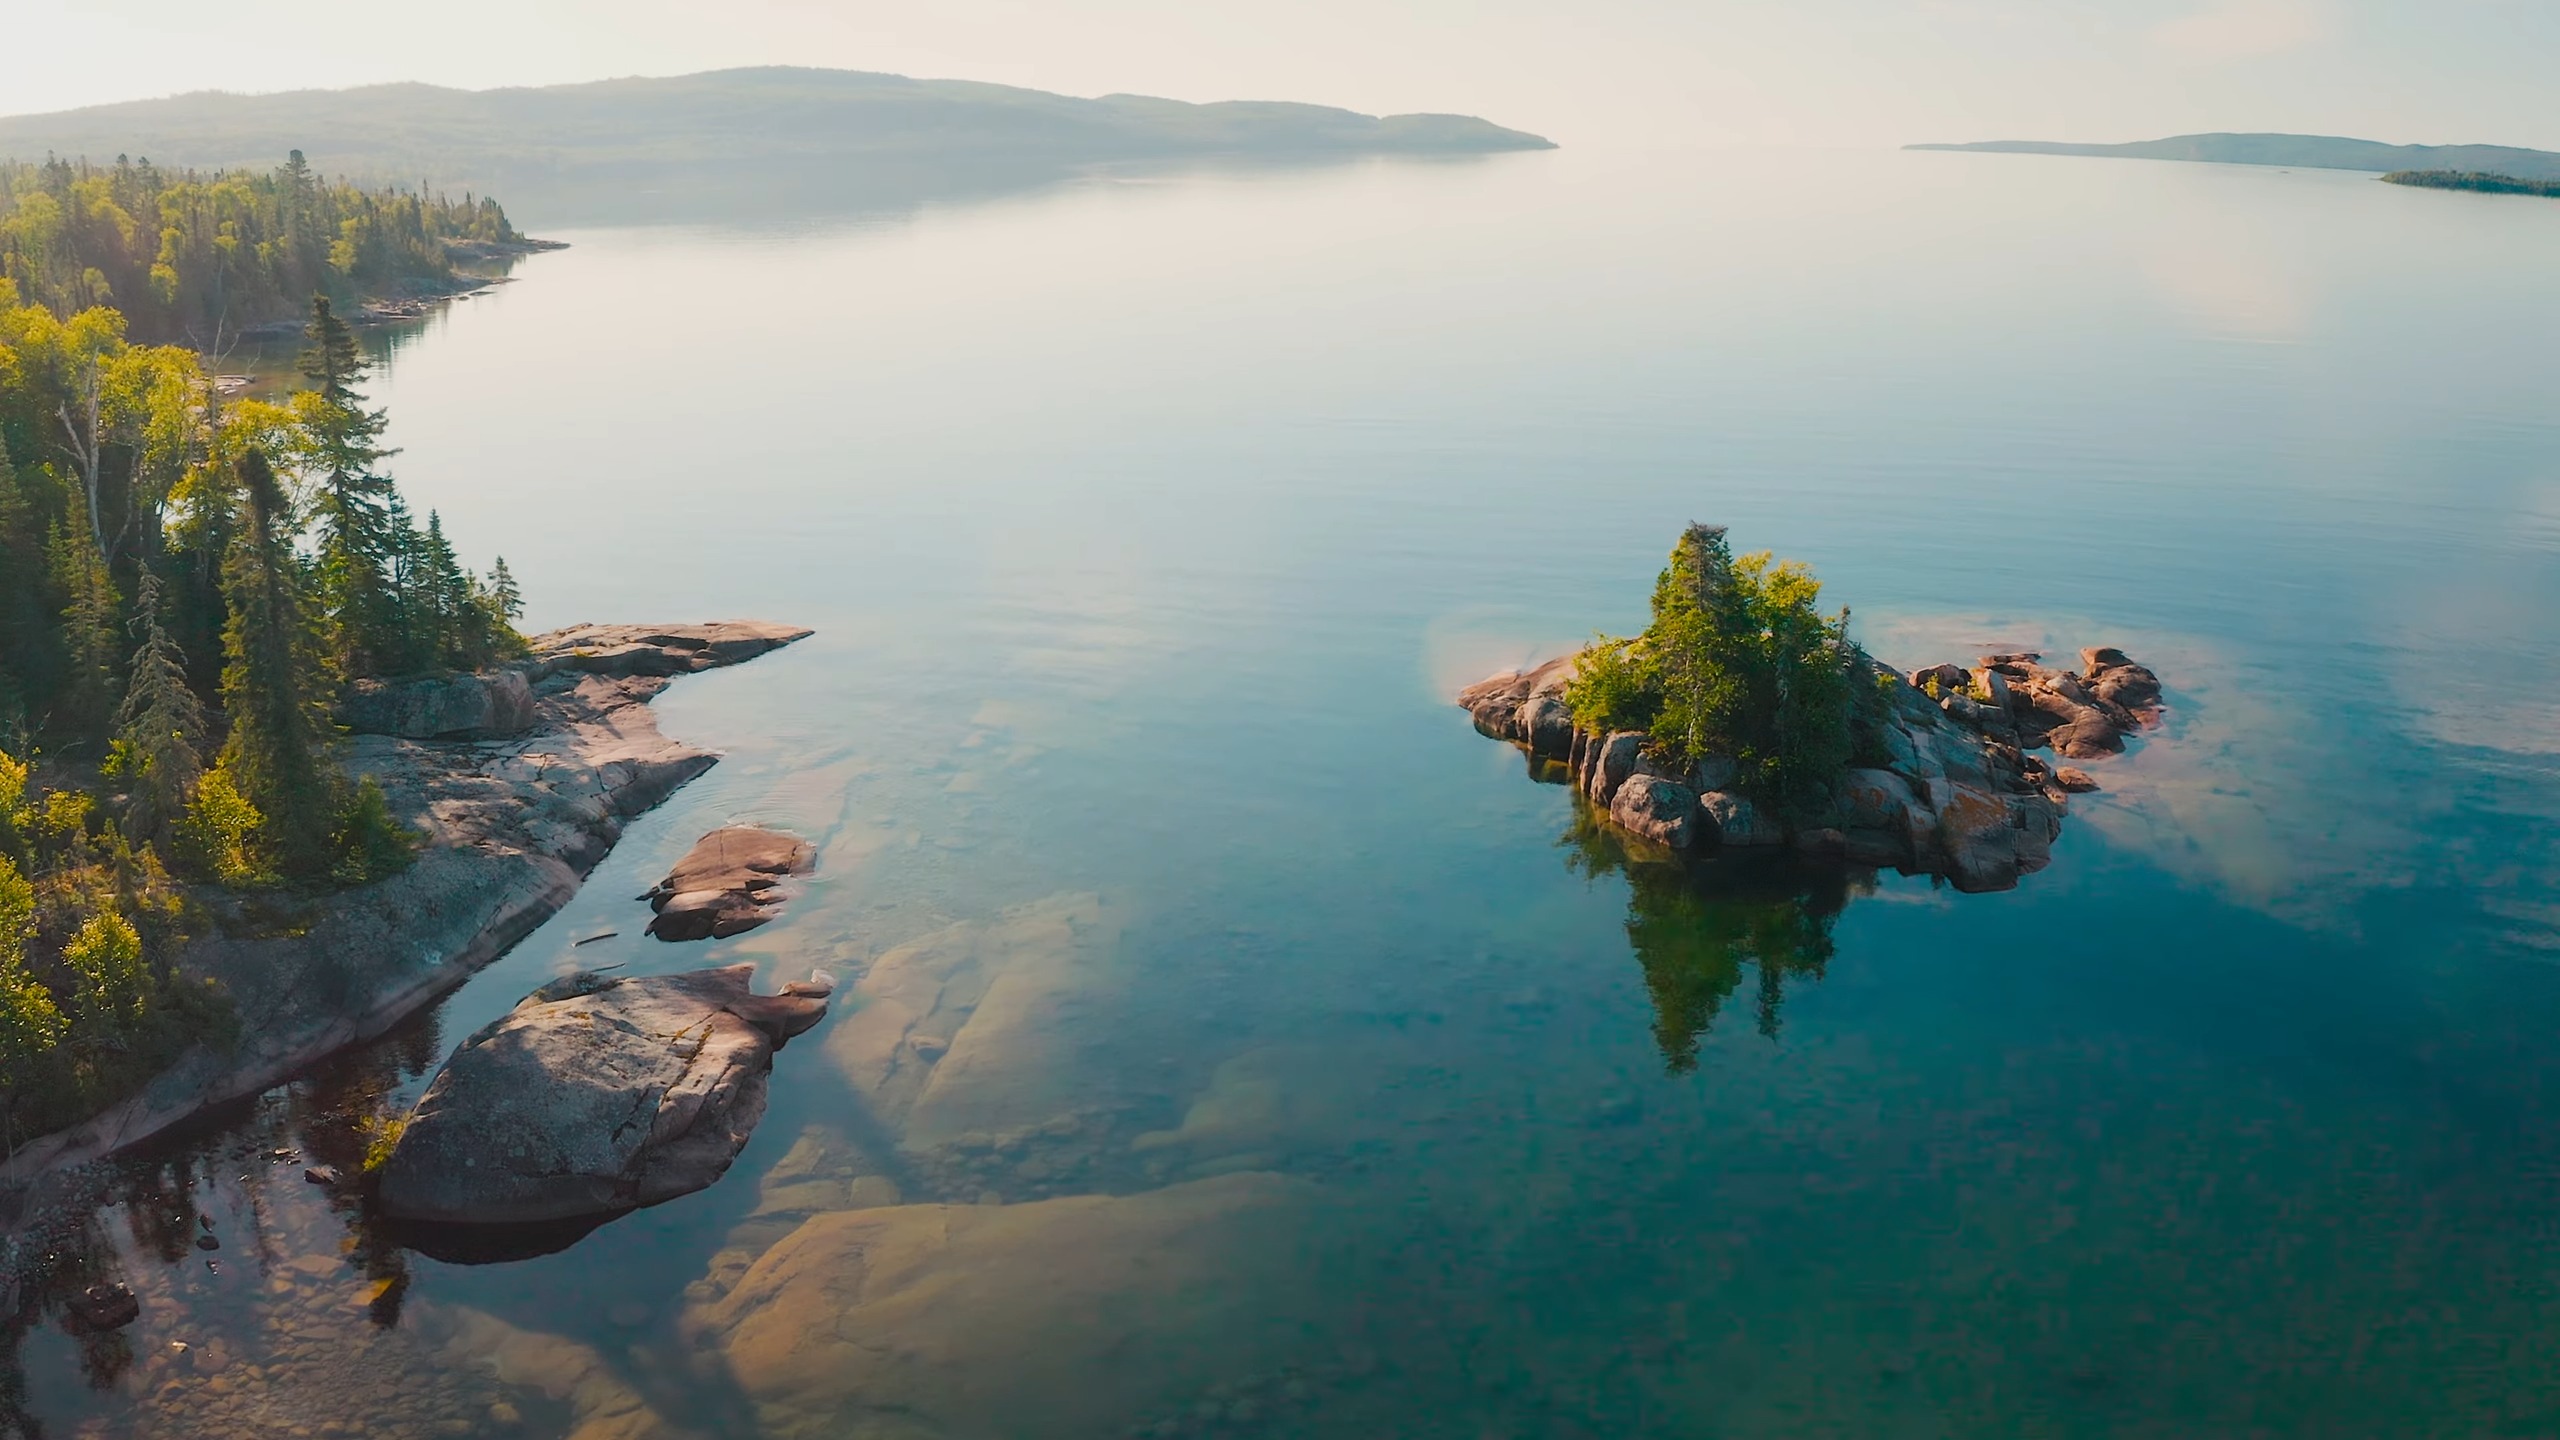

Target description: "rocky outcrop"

left=377, top=965, right=829, bottom=1225
left=643, top=826, right=816, bottom=941
left=1460, top=641, right=2164, bottom=893
left=340, top=667, right=538, bottom=739
left=1, top=621, right=811, bottom=1190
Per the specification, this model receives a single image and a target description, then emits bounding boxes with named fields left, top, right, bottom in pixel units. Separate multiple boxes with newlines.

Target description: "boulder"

left=340, top=668, right=538, bottom=739
left=1609, top=775, right=1703, bottom=849
left=1518, top=695, right=1575, bottom=758
left=1909, top=663, right=1971, bottom=694
left=1970, top=667, right=2012, bottom=711
left=2055, top=766, right=2100, bottom=793
left=1839, top=768, right=1919, bottom=832
left=644, top=826, right=816, bottom=942
left=1588, top=731, right=1644, bottom=805
left=1699, top=790, right=1779, bottom=847
left=2048, top=716, right=2126, bottom=760
left=375, top=965, right=829, bottom=1225
left=1691, top=752, right=1740, bottom=792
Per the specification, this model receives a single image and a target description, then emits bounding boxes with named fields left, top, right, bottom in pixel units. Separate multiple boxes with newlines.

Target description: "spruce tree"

left=298, top=297, right=401, bottom=676
left=487, top=557, right=523, bottom=626
left=217, top=448, right=333, bottom=878
left=419, top=510, right=467, bottom=668
left=48, top=493, right=121, bottom=742
left=112, top=569, right=207, bottom=845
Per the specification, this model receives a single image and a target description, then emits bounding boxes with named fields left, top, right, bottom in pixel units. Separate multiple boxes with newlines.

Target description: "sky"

left=12, top=0, right=2560, bottom=151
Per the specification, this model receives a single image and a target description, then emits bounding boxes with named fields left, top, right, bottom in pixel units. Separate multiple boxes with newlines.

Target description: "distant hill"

left=0, top=67, right=1555, bottom=225
left=1906, top=133, right=2560, bottom=183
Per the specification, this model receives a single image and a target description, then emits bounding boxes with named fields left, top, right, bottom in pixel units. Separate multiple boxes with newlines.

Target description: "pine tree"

left=217, top=447, right=333, bottom=878
left=48, top=493, right=121, bottom=742
left=0, top=854, right=66, bottom=1155
left=298, top=297, right=402, bottom=676
left=487, top=556, right=523, bottom=626
left=112, top=569, right=207, bottom=845
left=418, top=510, right=468, bottom=668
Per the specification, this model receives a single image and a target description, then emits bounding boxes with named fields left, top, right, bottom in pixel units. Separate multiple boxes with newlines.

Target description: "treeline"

left=2381, top=169, right=2560, bottom=198
left=0, top=284, right=524, bottom=1146
left=0, top=151, right=521, bottom=344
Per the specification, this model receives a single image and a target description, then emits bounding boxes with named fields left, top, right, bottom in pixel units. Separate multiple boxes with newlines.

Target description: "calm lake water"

left=12, top=144, right=2560, bottom=1439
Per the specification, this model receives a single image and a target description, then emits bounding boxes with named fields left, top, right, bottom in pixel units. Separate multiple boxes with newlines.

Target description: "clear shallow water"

left=10, top=145, right=2560, bottom=1438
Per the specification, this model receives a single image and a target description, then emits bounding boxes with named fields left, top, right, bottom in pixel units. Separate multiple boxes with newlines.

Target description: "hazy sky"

left=17, top=0, right=2560, bottom=150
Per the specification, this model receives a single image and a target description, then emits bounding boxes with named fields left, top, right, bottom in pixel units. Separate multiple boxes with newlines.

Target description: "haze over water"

left=15, top=144, right=2560, bottom=1437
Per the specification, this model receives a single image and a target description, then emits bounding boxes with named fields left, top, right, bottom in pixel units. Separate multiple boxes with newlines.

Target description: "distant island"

left=1907, top=132, right=2560, bottom=183
left=2381, top=170, right=2560, bottom=198
left=0, top=67, right=1556, bottom=224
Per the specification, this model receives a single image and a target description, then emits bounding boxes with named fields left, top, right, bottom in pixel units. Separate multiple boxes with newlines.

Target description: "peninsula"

left=1907, top=131, right=2560, bottom=183
left=0, top=67, right=1556, bottom=224
left=1459, top=525, right=2163, bottom=892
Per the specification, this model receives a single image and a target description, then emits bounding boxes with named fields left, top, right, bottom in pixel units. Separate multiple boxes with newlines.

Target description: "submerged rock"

left=684, top=1174, right=1335, bottom=1439
left=375, top=964, right=828, bottom=1226
left=643, top=826, right=816, bottom=941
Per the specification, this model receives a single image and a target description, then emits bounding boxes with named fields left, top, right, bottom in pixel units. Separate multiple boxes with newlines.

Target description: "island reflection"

left=1558, top=796, right=1869, bottom=1071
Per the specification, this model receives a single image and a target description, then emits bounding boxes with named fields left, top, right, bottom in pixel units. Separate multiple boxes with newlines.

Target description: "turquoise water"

left=11, top=145, right=2560, bottom=1438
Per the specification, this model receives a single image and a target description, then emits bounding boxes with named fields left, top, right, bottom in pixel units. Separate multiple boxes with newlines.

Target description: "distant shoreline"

left=1907, top=131, right=2560, bottom=184
left=2381, top=169, right=2560, bottom=198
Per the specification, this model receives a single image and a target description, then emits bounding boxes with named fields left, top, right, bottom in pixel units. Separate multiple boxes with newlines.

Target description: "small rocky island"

left=1460, top=525, right=2162, bottom=892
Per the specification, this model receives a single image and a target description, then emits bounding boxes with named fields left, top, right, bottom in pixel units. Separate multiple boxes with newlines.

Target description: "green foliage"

left=1562, top=636, right=1660, bottom=736
left=1561, top=524, right=1859, bottom=817
left=180, top=763, right=270, bottom=887
left=330, top=776, right=414, bottom=886
left=61, top=905, right=147, bottom=1029
left=113, top=569, right=208, bottom=845
left=2381, top=170, right=2560, bottom=198
left=218, top=447, right=336, bottom=879
left=0, top=152, right=521, bottom=344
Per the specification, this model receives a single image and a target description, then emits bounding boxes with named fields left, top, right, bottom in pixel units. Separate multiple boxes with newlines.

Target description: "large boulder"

left=376, top=965, right=829, bottom=1225
left=1517, top=695, right=1575, bottom=758
left=1587, top=731, right=1644, bottom=804
left=1609, top=774, right=1704, bottom=849
left=1699, top=790, right=1780, bottom=847
left=644, top=826, right=816, bottom=941
left=341, top=668, right=538, bottom=739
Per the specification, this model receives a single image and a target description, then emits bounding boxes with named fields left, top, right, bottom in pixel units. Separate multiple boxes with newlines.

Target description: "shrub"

left=180, top=765, right=272, bottom=887
left=330, top=777, right=414, bottom=886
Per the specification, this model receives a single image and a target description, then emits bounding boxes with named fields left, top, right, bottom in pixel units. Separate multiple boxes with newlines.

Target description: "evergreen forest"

left=0, top=178, right=528, bottom=1146
left=0, top=151, right=521, bottom=344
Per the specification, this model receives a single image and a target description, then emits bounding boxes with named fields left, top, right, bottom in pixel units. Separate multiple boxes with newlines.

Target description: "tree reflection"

left=1561, top=798, right=1869, bottom=1071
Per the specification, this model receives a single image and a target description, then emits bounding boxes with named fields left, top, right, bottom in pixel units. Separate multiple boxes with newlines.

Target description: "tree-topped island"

left=1459, top=525, right=2165, bottom=892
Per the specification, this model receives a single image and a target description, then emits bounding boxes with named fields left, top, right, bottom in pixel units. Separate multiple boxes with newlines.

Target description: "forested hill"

left=0, top=154, right=524, bottom=344
left=1906, top=132, right=2560, bottom=182
left=0, top=67, right=1555, bottom=220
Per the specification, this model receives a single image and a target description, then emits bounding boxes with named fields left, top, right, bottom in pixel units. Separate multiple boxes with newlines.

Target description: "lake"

left=10, top=143, right=2560, bottom=1439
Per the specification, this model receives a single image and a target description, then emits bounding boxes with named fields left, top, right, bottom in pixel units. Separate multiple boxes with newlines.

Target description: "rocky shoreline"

left=1461, top=644, right=2163, bottom=892
left=0, top=622, right=810, bottom=1200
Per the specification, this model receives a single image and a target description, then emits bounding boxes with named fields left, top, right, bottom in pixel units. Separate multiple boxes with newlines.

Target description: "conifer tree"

left=217, top=447, right=333, bottom=878
left=112, top=569, right=207, bottom=844
left=487, top=556, right=523, bottom=627
left=0, top=854, right=65, bottom=1153
left=298, top=297, right=401, bottom=676
left=419, top=510, right=466, bottom=668
left=48, top=494, right=121, bottom=740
